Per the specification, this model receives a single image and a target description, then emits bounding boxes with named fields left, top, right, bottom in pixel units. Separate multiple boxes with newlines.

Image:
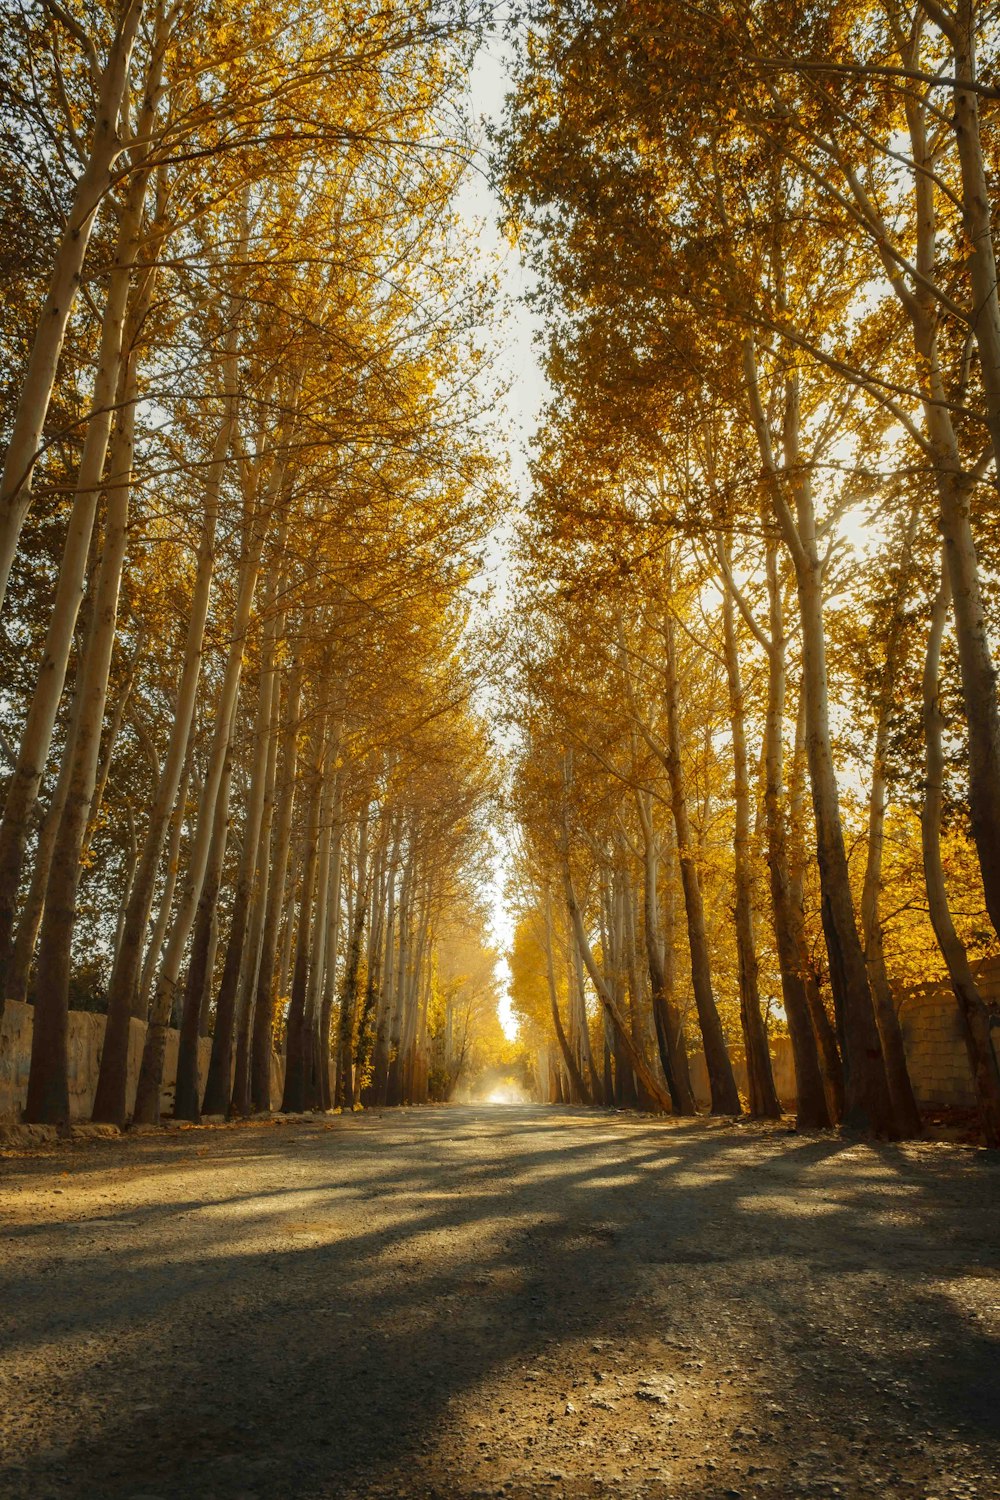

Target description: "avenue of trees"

left=499, top=0, right=1000, bottom=1143
left=4, top=0, right=999, bottom=1145
left=0, top=0, right=506, bottom=1124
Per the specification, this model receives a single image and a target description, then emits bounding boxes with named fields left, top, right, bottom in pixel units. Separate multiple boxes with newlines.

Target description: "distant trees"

left=499, top=0, right=1000, bottom=1143
left=1, top=0, right=504, bottom=1125
left=4, top=0, right=998, bottom=1146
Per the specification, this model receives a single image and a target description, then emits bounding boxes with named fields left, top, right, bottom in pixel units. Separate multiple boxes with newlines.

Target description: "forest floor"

left=1, top=1106, right=998, bottom=1500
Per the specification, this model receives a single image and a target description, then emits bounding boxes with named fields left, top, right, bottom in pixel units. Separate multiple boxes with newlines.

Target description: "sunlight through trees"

left=1, top=0, right=998, bottom=1145
left=497, top=0, right=1000, bottom=1144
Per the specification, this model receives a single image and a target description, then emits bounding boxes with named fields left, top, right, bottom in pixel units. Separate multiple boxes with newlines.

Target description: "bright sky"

left=456, top=37, right=547, bottom=1038
left=454, top=43, right=887, bottom=1042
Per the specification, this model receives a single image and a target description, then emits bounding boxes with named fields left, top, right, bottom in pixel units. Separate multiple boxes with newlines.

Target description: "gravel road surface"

left=2, top=1106, right=998, bottom=1499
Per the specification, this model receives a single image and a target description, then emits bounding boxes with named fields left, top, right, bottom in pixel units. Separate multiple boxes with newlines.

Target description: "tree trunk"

left=720, top=560, right=781, bottom=1117
left=622, top=865, right=657, bottom=1110
left=759, top=537, right=832, bottom=1129
left=281, top=719, right=326, bottom=1113
left=24, top=346, right=139, bottom=1123
left=896, top=67, right=1000, bottom=941
left=922, top=557, right=1000, bottom=1148
left=859, top=520, right=922, bottom=1138
left=662, top=612, right=741, bottom=1114
left=399, top=889, right=431, bottom=1103
left=250, top=661, right=302, bottom=1111
left=744, top=341, right=893, bottom=1135
left=372, top=817, right=402, bottom=1104
left=91, top=290, right=240, bottom=1123
left=384, top=844, right=413, bottom=1107
left=132, top=470, right=270, bottom=1126
left=355, top=818, right=388, bottom=1107
left=304, top=755, right=339, bottom=1110
left=787, top=685, right=846, bottom=1121
left=601, top=874, right=637, bottom=1108
left=560, top=809, right=673, bottom=1113
left=570, top=927, right=602, bottom=1103
left=113, top=803, right=139, bottom=961
left=315, top=780, right=345, bottom=1111
left=952, top=1, right=1000, bottom=485
left=81, top=633, right=144, bottom=863
left=0, top=0, right=146, bottom=613
left=794, top=534, right=894, bottom=1134
left=6, top=650, right=90, bottom=1006
left=0, top=44, right=167, bottom=1017
left=173, top=731, right=234, bottom=1121
left=336, top=810, right=370, bottom=1109
left=543, top=885, right=591, bottom=1103
left=230, top=674, right=280, bottom=1117
left=203, top=614, right=279, bottom=1117
left=136, top=758, right=191, bottom=1022
left=602, top=1013, right=614, bottom=1105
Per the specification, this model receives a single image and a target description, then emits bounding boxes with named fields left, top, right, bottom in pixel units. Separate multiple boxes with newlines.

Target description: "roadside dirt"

left=2, top=1106, right=998, bottom=1499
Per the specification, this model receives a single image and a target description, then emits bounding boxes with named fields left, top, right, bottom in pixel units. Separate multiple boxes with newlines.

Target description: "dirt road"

left=2, top=1106, right=998, bottom=1499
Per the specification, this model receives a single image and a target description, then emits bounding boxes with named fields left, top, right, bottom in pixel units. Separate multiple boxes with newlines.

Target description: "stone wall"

left=688, top=1037, right=796, bottom=1112
left=5, top=974, right=998, bottom=1120
left=897, top=957, right=1000, bottom=1111
left=0, top=1000, right=284, bottom=1121
left=897, top=990, right=976, bottom=1109
left=688, top=964, right=1000, bottom=1113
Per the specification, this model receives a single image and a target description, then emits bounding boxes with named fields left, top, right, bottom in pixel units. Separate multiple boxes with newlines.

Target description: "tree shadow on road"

left=1, top=1107, right=998, bottom=1499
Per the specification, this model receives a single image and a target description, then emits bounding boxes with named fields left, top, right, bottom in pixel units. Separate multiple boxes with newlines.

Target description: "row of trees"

left=1, top=0, right=505, bottom=1124
left=498, top=0, right=1000, bottom=1142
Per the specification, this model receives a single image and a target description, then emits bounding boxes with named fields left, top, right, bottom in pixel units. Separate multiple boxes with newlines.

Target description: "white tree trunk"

left=0, top=0, right=145, bottom=609
left=24, top=341, right=141, bottom=1123
left=91, top=285, right=242, bottom=1124
left=131, top=453, right=275, bottom=1124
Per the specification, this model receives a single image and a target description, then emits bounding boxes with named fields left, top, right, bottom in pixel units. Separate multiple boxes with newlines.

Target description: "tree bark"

left=0, top=0, right=146, bottom=612
left=384, top=842, right=413, bottom=1107
left=173, top=729, right=234, bottom=1121
left=893, top=61, right=1000, bottom=940
left=0, top=37, right=165, bottom=1016
left=315, top=779, right=345, bottom=1111
left=24, top=341, right=140, bottom=1122
left=601, top=872, right=637, bottom=1108
left=859, top=518, right=922, bottom=1138
left=543, top=884, right=591, bottom=1103
left=570, top=925, right=602, bottom=1103
left=399, top=885, right=431, bottom=1103
left=622, top=865, right=657, bottom=1109
left=372, top=815, right=402, bottom=1105
left=202, top=612, right=280, bottom=1117
left=951, top=0, right=1000, bottom=478
left=230, top=653, right=281, bottom=1117
left=560, top=801, right=673, bottom=1113
left=720, top=558, right=781, bottom=1117
left=6, top=642, right=91, bottom=1006
left=250, top=661, right=302, bottom=1111
left=355, top=814, right=388, bottom=1106
left=281, top=718, right=326, bottom=1113
left=921, top=556, right=1000, bottom=1148
left=91, top=284, right=241, bottom=1123
left=132, top=460, right=270, bottom=1125
left=304, top=756, right=338, bottom=1109
left=744, top=340, right=894, bottom=1135
left=336, top=808, right=369, bottom=1109
left=662, top=612, right=742, bottom=1114
left=759, top=535, right=832, bottom=1129
left=135, top=757, right=191, bottom=1024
